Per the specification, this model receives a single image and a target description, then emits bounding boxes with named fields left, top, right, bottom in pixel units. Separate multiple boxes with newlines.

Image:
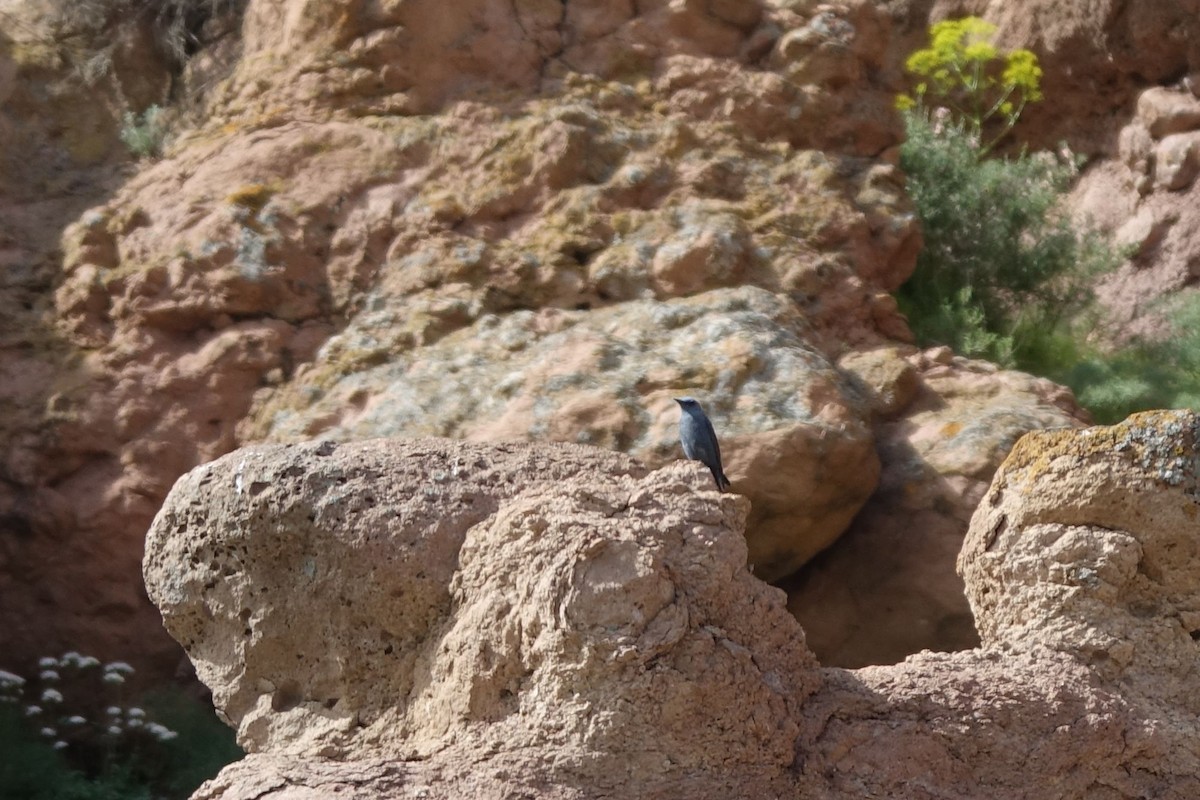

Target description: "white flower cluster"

left=59, top=652, right=102, bottom=670
left=102, top=661, right=135, bottom=686
left=144, top=722, right=179, bottom=742
left=100, top=702, right=179, bottom=742
left=0, top=669, right=25, bottom=702
left=2, top=652, right=177, bottom=754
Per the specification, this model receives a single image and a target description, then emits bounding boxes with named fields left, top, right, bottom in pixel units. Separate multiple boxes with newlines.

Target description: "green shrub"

left=119, top=105, right=169, bottom=159
left=895, top=18, right=1121, bottom=368
left=1066, top=296, right=1200, bottom=422
left=896, top=109, right=1118, bottom=369
left=895, top=18, right=1200, bottom=423
left=897, top=17, right=1042, bottom=155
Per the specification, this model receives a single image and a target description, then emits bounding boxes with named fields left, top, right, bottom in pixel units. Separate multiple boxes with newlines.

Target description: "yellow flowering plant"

left=896, top=17, right=1043, bottom=154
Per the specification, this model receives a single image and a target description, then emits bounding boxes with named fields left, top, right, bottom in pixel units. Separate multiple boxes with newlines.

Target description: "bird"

left=674, top=396, right=732, bottom=492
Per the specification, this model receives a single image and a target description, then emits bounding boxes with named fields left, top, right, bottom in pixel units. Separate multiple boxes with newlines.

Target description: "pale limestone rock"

left=1114, top=206, right=1173, bottom=258
left=145, top=438, right=817, bottom=770
left=1138, top=87, right=1200, bottom=139
left=1154, top=131, right=1200, bottom=191
left=962, top=411, right=1200, bottom=688
left=151, top=428, right=1200, bottom=798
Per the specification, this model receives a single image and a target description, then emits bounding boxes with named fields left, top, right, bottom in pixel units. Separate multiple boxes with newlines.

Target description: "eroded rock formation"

left=1072, top=81, right=1200, bottom=339
left=15, top=0, right=1198, bottom=683
left=148, top=416, right=1200, bottom=797
left=5, top=0, right=930, bottom=674
left=146, top=438, right=819, bottom=792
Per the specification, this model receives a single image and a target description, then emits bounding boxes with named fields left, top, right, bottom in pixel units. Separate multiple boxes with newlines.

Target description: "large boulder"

left=961, top=410, right=1200, bottom=704
left=245, top=286, right=881, bottom=581
left=145, top=438, right=818, bottom=791
left=148, top=423, right=1200, bottom=797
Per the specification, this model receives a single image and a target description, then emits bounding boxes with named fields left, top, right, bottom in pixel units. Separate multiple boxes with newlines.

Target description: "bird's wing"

left=691, top=431, right=720, bottom=467
left=702, top=415, right=722, bottom=462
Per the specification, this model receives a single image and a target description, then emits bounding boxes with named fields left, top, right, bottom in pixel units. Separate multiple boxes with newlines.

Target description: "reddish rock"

left=4, top=0, right=926, bottom=679
left=4, top=0, right=1158, bottom=690
left=1070, top=83, right=1200, bottom=340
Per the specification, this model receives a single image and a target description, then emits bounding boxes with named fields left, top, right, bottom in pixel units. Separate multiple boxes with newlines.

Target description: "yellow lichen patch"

left=989, top=428, right=1083, bottom=498
left=8, top=39, right=65, bottom=70
left=1002, top=425, right=1110, bottom=478
left=226, top=183, right=279, bottom=213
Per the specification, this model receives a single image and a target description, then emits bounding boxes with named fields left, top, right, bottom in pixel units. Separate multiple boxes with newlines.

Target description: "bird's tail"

left=713, top=467, right=732, bottom=493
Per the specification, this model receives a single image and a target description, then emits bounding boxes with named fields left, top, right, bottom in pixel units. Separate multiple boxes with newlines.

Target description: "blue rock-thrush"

left=674, top=396, right=731, bottom=492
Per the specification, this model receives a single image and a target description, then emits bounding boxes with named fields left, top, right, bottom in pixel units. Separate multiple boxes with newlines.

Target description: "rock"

left=245, top=286, right=881, bottom=582
left=1138, top=86, right=1200, bottom=139
left=1069, top=82, right=1200, bottom=339
left=149, top=432, right=1200, bottom=797
left=1114, top=206, right=1173, bottom=258
left=802, top=647, right=1194, bottom=799
left=1118, top=120, right=1155, bottom=192
left=836, top=345, right=920, bottom=419
left=784, top=350, right=1087, bottom=667
left=961, top=410, right=1200, bottom=687
left=649, top=210, right=751, bottom=295
left=145, top=438, right=818, bottom=773
left=0, top=0, right=181, bottom=675
left=1154, top=131, right=1200, bottom=191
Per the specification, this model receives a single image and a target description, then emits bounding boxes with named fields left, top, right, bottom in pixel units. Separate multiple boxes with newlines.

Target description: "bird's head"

left=674, top=396, right=701, bottom=409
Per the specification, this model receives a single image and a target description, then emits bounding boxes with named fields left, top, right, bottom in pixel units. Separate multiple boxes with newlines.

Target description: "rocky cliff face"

left=1, top=0, right=928, bottom=674
left=144, top=412, right=1200, bottom=797
left=1073, top=82, right=1200, bottom=338
left=5, top=0, right=1200, bottom=681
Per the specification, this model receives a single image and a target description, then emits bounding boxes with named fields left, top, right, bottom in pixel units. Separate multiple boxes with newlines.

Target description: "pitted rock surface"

left=145, top=438, right=816, bottom=765
left=150, top=428, right=1200, bottom=798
